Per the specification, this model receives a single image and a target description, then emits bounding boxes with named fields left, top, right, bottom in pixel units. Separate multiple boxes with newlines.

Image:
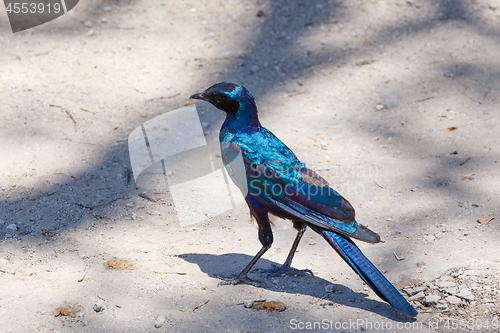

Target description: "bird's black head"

left=190, top=82, right=255, bottom=116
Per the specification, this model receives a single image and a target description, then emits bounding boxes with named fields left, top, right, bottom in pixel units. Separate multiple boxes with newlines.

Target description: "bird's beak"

left=189, top=92, right=206, bottom=101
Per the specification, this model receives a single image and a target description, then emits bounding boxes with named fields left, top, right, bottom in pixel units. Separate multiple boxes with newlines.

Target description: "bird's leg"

left=217, top=244, right=270, bottom=287
left=253, top=222, right=313, bottom=277
left=217, top=197, right=272, bottom=287
left=281, top=223, right=308, bottom=269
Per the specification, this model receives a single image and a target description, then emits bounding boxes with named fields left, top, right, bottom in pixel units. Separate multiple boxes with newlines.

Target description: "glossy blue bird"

left=190, top=82, right=417, bottom=318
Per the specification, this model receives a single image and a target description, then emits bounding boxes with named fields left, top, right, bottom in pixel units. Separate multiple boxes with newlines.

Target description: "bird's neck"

left=222, top=102, right=260, bottom=133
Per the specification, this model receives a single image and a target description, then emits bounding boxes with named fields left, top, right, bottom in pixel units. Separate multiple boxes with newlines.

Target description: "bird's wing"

left=221, top=137, right=380, bottom=244
left=297, top=167, right=329, bottom=187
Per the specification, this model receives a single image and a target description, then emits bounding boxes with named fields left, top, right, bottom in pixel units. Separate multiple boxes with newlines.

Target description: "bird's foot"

left=252, top=264, right=314, bottom=277
left=216, top=274, right=266, bottom=288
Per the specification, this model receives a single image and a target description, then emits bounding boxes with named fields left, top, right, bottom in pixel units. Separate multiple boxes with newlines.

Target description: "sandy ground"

left=1, top=0, right=500, bottom=332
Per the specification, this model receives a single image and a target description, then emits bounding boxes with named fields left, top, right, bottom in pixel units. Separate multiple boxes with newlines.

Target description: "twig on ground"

left=0, top=269, right=16, bottom=275
left=193, top=300, right=209, bottom=311
left=78, top=263, right=89, bottom=282
left=80, top=107, right=95, bottom=113
left=139, top=192, right=157, bottom=202
left=414, top=95, right=435, bottom=103
left=393, top=252, right=405, bottom=261
left=480, top=88, right=490, bottom=104
left=459, top=157, right=471, bottom=166
left=49, top=104, right=77, bottom=131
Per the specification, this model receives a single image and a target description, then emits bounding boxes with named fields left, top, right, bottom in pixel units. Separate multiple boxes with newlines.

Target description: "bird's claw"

left=252, top=264, right=314, bottom=277
left=216, top=274, right=266, bottom=288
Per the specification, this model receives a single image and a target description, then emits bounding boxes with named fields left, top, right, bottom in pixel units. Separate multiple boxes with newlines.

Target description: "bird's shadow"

left=178, top=252, right=411, bottom=322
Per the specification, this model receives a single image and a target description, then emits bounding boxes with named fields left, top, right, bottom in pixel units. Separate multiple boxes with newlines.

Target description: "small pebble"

left=154, top=316, right=167, bottom=328
left=413, top=301, right=423, bottom=308
left=425, top=295, right=441, bottom=305
left=436, top=302, right=448, bottom=309
left=408, top=292, right=425, bottom=301
left=93, top=301, right=104, bottom=313
left=424, top=235, right=435, bottom=242
left=244, top=300, right=253, bottom=308
left=6, top=224, right=17, bottom=231
left=403, top=287, right=416, bottom=296
left=445, top=295, right=461, bottom=305
left=445, top=287, right=457, bottom=294
left=436, top=281, right=456, bottom=288
left=455, top=288, right=474, bottom=301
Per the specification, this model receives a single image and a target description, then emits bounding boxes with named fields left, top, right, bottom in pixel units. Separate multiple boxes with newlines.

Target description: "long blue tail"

left=321, top=230, right=418, bottom=318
